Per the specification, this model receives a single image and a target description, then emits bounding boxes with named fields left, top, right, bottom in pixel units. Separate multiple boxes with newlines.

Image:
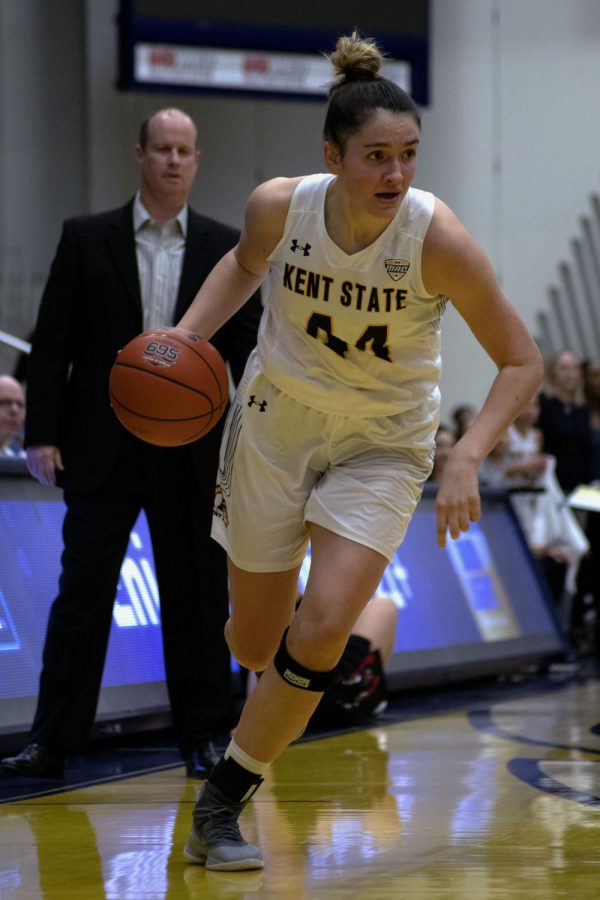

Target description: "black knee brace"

left=273, top=627, right=339, bottom=692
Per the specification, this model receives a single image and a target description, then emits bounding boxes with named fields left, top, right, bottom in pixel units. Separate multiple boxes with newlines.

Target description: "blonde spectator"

left=537, top=350, right=592, bottom=493
left=505, top=396, right=548, bottom=484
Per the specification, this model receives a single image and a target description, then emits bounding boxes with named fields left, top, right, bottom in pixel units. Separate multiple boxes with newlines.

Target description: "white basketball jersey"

left=257, top=173, right=447, bottom=418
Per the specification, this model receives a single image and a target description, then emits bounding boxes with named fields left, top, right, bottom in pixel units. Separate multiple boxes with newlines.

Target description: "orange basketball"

left=109, top=327, right=229, bottom=446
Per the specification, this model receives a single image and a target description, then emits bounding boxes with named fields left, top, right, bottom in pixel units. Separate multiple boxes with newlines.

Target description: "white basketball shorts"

left=211, top=356, right=434, bottom=572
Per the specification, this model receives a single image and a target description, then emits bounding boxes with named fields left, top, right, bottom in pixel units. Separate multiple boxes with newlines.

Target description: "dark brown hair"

left=323, top=31, right=421, bottom=153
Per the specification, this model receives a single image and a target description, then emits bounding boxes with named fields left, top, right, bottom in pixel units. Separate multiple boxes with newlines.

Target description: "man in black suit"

left=0, top=108, right=262, bottom=779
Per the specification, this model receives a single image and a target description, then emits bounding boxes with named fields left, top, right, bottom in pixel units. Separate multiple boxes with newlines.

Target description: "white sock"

left=224, top=738, right=270, bottom=777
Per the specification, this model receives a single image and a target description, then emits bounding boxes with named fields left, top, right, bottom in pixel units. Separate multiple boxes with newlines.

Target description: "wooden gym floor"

left=1, top=666, right=599, bottom=899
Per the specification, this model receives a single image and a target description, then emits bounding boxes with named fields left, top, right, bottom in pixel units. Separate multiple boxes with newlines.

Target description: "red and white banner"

left=134, top=43, right=411, bottom=96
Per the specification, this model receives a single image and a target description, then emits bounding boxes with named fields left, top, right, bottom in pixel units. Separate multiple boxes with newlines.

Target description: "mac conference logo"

left=385, top=258, right=410, bottom=282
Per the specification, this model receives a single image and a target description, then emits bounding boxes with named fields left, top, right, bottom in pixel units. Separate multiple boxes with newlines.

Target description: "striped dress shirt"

left=133, top=192, right=188, bottom=330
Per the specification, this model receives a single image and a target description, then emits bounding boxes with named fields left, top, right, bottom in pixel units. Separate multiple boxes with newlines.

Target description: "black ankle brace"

left=209, top=755, right=263, bottom=804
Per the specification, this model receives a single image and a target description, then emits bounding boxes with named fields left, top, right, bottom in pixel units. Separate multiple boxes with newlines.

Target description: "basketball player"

left=174, top=32, right=544, bottom=870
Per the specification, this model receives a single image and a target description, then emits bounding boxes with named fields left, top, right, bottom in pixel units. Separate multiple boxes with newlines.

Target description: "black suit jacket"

left=25, top=199, right=262, bottom=491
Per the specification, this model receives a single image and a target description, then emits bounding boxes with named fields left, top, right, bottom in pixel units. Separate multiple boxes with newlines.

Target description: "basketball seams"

left=112, top=360, right=224, bottom=405
left=155, top=335, right=228, bottom=404
left=109, top=391, right=223, bottom=424
left=109, top=392, right=224, bottom=445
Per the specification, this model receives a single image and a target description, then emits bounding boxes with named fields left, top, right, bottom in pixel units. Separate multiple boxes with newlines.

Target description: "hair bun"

left=327, top=30, right=383, bottom=92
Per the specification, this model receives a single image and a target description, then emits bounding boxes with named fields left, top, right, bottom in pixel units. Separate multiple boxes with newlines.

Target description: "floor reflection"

left=1, top=676, right=599, bottom=899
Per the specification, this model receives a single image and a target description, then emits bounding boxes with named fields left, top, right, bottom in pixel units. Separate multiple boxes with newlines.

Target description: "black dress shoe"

left=0, top=743, right=65, bottom=779
left=184, top=739, right=222, bottom=779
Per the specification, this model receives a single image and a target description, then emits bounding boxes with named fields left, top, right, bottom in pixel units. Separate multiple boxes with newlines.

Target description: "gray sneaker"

left=183, top=781, right=264, bottom=871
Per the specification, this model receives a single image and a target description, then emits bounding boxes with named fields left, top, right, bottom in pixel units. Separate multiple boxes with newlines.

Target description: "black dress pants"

left=30, top=430, right=231, bottom=755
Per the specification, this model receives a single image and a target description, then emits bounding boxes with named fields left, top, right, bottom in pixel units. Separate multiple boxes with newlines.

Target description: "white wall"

left=0, top=0, right=86, bottom=359
left=417, top=0, right=600, bottom=421
left=416, top=0, right=500, bottom=421
left=2, top=0, right=600, bottom=420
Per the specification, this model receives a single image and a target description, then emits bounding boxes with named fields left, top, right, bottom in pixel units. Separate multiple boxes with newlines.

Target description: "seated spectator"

left=505, top=396, right=548, bottom=484
left=428, top=424, right=456, bottom=482
left=310, top=593, right=398, bottom=728
left=477, top=431, right=512, bottom=488
left=0, top=374, right=26, bottom=458
left=478, top=431, right=588, bottom=612
left=451, top=403, right=477, bottom=440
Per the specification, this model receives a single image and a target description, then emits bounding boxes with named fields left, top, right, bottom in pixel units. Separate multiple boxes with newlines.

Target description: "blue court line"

left=468, top=704, right=600, bottom=808
left=467, top=708, right=600, bottom=756
left=507, top=757, right=600, bottom=808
